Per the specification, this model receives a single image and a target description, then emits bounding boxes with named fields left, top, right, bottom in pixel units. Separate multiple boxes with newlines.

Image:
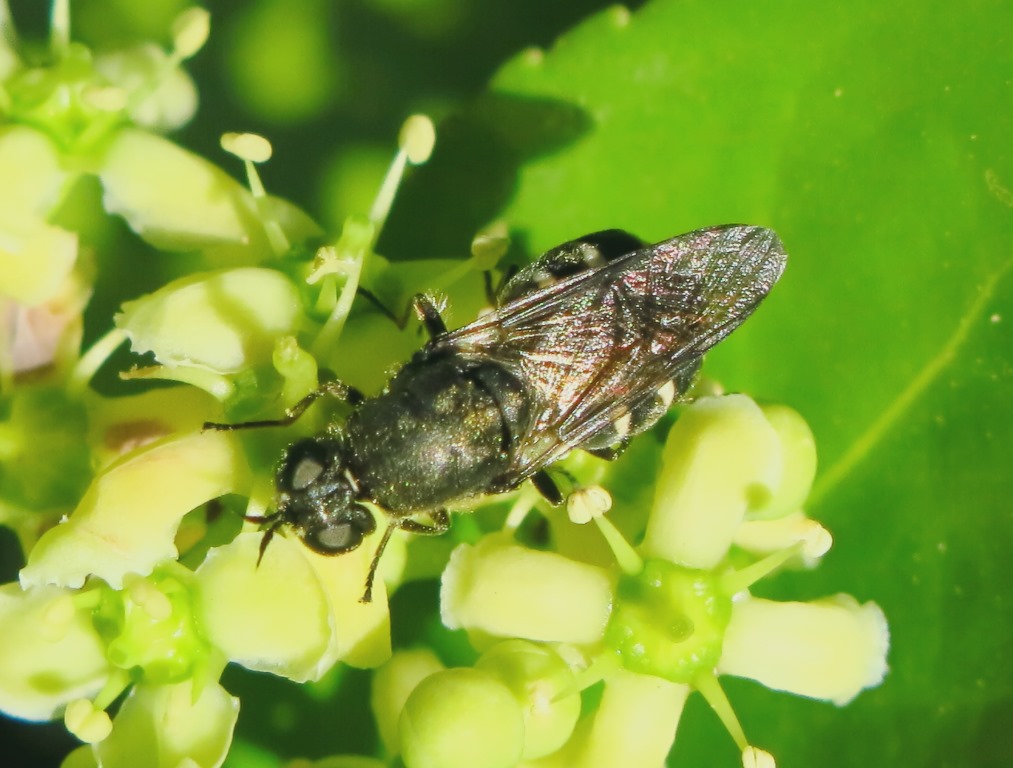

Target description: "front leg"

left=357, top=290, right=448, bottom=340
left=360, top=509, right=451, bottom=603
left=203, top=379, right=363, bottom=432
left=410, top=294, right=448, bottom=339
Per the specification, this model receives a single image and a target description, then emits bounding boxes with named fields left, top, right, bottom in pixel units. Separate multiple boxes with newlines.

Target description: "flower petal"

left=0, top=223, right=78, bottom=305
left=400, top=668, right=525, bottom=768
left=0, top=583, right=109, bottom=721
left=93, top=45, right=198, bottom=131
left=94, top=678, right=239, bottom=768
left=642, top=395, right=782, bottom=569
left=555, top=671, right=690, bottom=768
left=196, top=532, right=390, bottom=681
left=476, top=640, right=581, bottom=760
left=0, top=126, right=70, bottom=232
left=1, top=268, right=89, bottom=372
left=441, top=537, right=613, bottom=645
left=115, top=267, right=302, bottom=373
left=718, top=595, right=889, bottom=705
left=98, top=128, right=264, bottom=252
left=21, top=430, right=248, bottom=590
left=747, top=404, right=817, bottom=521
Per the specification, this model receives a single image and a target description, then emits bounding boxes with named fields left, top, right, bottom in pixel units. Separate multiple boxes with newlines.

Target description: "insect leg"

left=360, top=524, right=394, bottom=604
left=360, top=510, right=450, bottom=603
left=410, top=294, right=448, bottom=339
left=484, top=265, right=518, bottom=306
left=531, top=470, right=564, bottom=506
left=358, top=289, right=448, bottom=340
left=357, top=287, right=401, bottom=326
left=202, top=379, right=363, bottom=432
left=397, top=508, right=451, bottom=535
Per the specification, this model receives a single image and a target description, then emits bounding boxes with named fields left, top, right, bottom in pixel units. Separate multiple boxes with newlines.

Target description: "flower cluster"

left=358, top=394, right=889, bottom=768
left=0, top=4, right=888, bottom=768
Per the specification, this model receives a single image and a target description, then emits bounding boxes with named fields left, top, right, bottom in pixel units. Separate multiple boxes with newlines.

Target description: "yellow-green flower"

left=439, top=395, right=889, bottom=766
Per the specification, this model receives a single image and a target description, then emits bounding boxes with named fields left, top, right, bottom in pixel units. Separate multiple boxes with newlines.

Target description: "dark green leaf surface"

left=461, top=1, right=1012, bottom=765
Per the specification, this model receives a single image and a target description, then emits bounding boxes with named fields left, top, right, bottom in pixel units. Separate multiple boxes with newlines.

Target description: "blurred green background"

left=2, top=0, right=1011, bottom=766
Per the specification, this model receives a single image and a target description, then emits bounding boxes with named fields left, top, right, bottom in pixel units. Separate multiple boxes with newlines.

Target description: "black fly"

left=205, top=225, right=787, bottom=601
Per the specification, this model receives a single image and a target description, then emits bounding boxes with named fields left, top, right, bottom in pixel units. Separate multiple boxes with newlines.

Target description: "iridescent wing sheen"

left=433, top=224, right=787, bottom=479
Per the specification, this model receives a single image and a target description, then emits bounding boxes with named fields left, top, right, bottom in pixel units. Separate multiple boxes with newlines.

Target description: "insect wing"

left=438, top=224, right=787, bottom=477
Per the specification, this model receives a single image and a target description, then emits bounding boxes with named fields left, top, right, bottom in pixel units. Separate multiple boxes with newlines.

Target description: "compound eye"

left=279, top=438, right=339, bottom=492
left=290, top=455, right=324, bottom=491
left=304, top=505, right=376, bottom=555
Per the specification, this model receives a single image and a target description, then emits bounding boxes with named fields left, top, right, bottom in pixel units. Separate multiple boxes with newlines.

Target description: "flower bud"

left=476, top=640, right=580, bottom=759
left=399, top=668, right=524, bottom=768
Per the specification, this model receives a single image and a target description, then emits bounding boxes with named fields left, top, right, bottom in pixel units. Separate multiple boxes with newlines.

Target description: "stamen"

left=69, top=328, right=128, bottom=394
left=503, top=486, right=539, bottom=530
left=370, top=114, right=435, bottom=233
left=592, top=512, right=643, bottom=576
left=719, top=542, right=804, bottom=595
left=551, top=651, right=621, bottom=702
left=93, top=668, right=131, bottom=711
left=64, top=699, right=112, bottom=744
left=471, top=222, right=510, bottom=270
left=220, top=132, right=289, bottom=256
left=742, top=746, right=777, bottom=768
left=49, top=0, right=69, bottom=58
left=171, top=8, right=211, bottom=62
left=567, top=485, right=612, bottom=525
left=399, top=114, right=436, bottom=165
left=692, top=671, right=749, bottom=752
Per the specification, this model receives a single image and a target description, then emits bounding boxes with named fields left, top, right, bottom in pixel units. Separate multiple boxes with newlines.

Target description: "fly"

left=205, top=224, right=787, bottom=601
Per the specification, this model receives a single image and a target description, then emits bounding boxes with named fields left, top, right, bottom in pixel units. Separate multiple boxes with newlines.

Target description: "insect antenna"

left=244, top=512, right=283, bottom=566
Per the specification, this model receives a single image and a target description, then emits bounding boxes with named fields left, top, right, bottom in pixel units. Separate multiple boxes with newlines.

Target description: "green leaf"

left=389, top=0, right=1011, bottom=764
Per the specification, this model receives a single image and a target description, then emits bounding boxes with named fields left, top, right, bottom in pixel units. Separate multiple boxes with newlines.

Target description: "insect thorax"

left=343, top=353, right=530, bottom=514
